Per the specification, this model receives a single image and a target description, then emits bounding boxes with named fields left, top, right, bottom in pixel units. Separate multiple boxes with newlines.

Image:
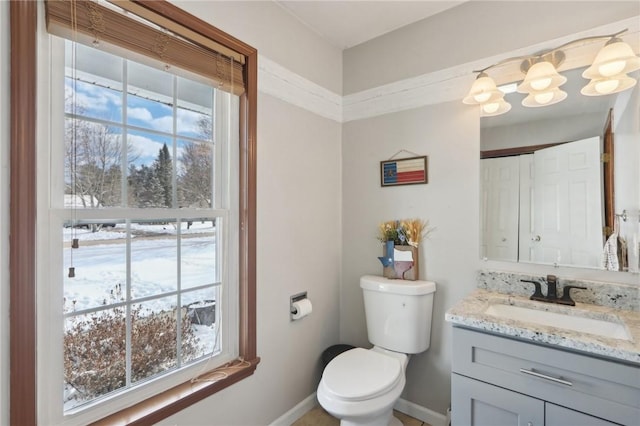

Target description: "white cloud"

left=177, top=109, right=205, bottom=136
left=66, top=82, right=122, bottom=116
left=128, top=107, right=153, bottom=122
left=149, top=116, right=174, bottom=133
left=127, top=134, right=165, bottom=163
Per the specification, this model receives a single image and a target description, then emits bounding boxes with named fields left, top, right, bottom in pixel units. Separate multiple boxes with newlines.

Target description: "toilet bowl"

left=317, top=275, right=436, bottom=426
left=317, top=347, right=408, bottom=426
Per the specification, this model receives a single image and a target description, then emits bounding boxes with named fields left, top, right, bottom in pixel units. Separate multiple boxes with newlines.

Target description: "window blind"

left=45, top=0, right=246, bottom=95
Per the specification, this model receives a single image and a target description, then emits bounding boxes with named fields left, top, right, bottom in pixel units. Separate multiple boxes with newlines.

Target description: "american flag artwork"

left=380, top=156, right=428, bottom=186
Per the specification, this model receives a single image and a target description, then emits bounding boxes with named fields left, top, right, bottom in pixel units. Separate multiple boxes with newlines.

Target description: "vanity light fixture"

left=518, top=60, right=567, bottom=93
left=463, top=72, right=506, bottom=105
left=517, top=58, right=568, bottom=107
left=464, top=28, right=639, bottom=115
left=463, top=72, right=511, bottom=116
left=521, top=87, right=568, bottom=107
left=581, top=36, right=640, bottom=96
left=480, top=98, right=511, bottom=116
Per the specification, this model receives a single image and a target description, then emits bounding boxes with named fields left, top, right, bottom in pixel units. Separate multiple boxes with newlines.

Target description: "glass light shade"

left=463, top=74, right=504, bottom=105
left=582, top=40, right=640, bottom=79
left=581, top=74, right=637, bottom=96
left=517, top=61, right=567, bottom=94
left=480, top=98, right=511, bottom=117
left=521, top=87, right=567, bottom=107
left=531, top=77, right=552, bottom=91
left=534, top=91, right=555, bottom=104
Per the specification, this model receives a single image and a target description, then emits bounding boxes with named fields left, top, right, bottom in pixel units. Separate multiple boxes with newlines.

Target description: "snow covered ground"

left=63, top=221, right=218, bottom=312
left=62, top=221, right=219, bottom=409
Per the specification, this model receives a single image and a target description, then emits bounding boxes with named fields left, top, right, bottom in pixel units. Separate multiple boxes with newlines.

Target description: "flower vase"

left=394, top=245, right=419, bottom=281
left=381, top=240, right=396, bottom=279
left=380, top=242, right=419, bottom=280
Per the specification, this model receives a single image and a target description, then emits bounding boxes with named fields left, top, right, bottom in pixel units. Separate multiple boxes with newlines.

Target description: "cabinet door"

left=452, top=374, right=544, bottom=426
left=546, top=403, right=621, bottom=426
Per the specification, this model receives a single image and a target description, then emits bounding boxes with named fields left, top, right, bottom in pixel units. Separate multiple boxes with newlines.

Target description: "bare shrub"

left=64, top=305, right=200, bottom=400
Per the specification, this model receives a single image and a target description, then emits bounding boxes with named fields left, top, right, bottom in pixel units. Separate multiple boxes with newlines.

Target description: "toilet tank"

left=360, top=275, right=436, bottom=354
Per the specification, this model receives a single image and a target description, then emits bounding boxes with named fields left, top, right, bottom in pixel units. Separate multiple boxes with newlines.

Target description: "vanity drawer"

left=452, top=327, right=640, bottom=425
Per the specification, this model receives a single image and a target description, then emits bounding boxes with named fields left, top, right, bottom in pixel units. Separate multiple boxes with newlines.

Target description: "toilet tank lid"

left=360, top=275, right=436, bottom=295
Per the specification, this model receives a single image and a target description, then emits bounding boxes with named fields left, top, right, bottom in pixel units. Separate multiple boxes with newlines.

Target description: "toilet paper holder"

left=290, top=291, right=308, bottom=320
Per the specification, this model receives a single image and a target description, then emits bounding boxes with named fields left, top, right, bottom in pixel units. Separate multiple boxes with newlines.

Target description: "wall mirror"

left=480, top=63, right=640, bottom=273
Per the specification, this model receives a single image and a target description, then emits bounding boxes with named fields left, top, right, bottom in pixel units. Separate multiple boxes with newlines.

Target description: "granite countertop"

left=446, top=288, right=640, bottom=365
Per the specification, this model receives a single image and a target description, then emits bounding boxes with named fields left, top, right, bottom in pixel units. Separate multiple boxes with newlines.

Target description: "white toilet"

left=317, top=275, right=436, bottom=426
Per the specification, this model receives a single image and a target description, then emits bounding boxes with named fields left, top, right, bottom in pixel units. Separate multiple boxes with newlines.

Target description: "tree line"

left=65, top=116, right=213, bottom=209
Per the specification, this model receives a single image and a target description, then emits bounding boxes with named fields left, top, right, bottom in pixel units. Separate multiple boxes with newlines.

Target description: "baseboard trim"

left=395, top=398, right=448, bottom=426
left=269, top=393, right=318, bottom=426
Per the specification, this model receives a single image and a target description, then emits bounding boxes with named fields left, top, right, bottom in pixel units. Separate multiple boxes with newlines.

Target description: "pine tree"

left=153, top=143, right=172, bottom=207
left=129, top=164, right=163, bottom=207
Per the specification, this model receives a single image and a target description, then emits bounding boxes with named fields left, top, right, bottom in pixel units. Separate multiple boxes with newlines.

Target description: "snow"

left=62, top=222, right=220, bottom=410
left=64, top=222, right=218, bottom=311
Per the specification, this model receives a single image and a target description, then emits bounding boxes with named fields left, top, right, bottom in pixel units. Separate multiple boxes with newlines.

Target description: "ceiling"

left=275, top=1, right=468, bottom=49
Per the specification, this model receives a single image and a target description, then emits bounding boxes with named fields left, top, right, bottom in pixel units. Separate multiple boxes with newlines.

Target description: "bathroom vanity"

left=446, top=275, right=640, bottom=426
left=451, top=327, right=638, bottom=425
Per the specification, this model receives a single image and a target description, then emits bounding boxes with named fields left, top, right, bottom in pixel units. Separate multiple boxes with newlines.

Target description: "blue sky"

left=66, top=76, right=211, bottom=166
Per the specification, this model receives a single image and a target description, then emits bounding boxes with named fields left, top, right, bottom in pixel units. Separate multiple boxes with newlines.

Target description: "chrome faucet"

left=521, top=275, right=586, bottom=306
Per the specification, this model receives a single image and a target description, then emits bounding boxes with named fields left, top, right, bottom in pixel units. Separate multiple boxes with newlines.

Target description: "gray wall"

left=341, top=101, right=479, bottom=412
left=162, top=93, right=343, bottom=425
left=174, top=0, right=343, bottom=94
left=480, top=112, right=606, bottom=151
left=163, top=2, right=345, bottom=424
left=613, top=84, right=640, bottom=235
left=343, top=1, right=640, bottom=94
left=341, top=0, right=640, bottom=416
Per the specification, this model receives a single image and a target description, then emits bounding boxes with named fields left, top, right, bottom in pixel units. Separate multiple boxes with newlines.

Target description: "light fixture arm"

left=472, top=28, right=629, bottom=75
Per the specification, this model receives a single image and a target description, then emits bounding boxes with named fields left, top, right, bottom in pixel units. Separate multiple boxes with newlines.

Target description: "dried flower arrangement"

left=377, top=218, right=433, bottom=247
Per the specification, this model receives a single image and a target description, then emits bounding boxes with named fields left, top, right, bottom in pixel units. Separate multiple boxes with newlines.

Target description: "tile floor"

left=291, top=406, right=430, bottom=426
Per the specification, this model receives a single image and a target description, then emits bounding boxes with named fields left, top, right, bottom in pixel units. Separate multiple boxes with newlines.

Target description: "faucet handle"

left=559, top=285, right=587, bottom=306
left=521, top=279, right=544, bottom=300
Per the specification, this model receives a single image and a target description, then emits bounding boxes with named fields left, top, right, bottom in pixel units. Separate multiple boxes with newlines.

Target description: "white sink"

left=484, top=303, right=632, bottom=341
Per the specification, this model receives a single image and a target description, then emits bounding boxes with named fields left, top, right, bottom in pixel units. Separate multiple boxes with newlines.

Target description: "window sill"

left=91, top=357, right=260, bottom=426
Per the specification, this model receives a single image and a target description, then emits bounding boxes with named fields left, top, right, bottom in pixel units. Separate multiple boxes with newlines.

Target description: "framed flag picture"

left=380, top=156, right=428, bottom=187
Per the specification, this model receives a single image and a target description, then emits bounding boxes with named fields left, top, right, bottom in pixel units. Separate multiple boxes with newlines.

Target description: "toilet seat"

left=321, top=348, right=402, bottom=402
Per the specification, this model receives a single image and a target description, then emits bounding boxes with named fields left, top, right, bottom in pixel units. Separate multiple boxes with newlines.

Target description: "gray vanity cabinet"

left=452, top=374, right=618, bottom=426
left=452, top=374, right=544, bottom=425
left=545, top=404, right=619, bottom=425
left=451, top=327, right=640, bottom=426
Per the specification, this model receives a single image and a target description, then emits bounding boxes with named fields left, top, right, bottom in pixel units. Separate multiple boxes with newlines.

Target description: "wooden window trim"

left=9, top=1, right=258, bottom=425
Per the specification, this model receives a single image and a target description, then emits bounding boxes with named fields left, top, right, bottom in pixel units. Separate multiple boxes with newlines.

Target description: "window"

left=55, top=39, right=238, bottom=416
left=10, top=1, right=257, bottom=425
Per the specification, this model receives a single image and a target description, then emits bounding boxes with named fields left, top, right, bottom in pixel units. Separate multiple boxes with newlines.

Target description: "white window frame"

left=36, top=31, right=240, bottom=425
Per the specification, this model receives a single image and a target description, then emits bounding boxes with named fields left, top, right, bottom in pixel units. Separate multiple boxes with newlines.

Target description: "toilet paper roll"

left=291, top=299, right=313, bottom=320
